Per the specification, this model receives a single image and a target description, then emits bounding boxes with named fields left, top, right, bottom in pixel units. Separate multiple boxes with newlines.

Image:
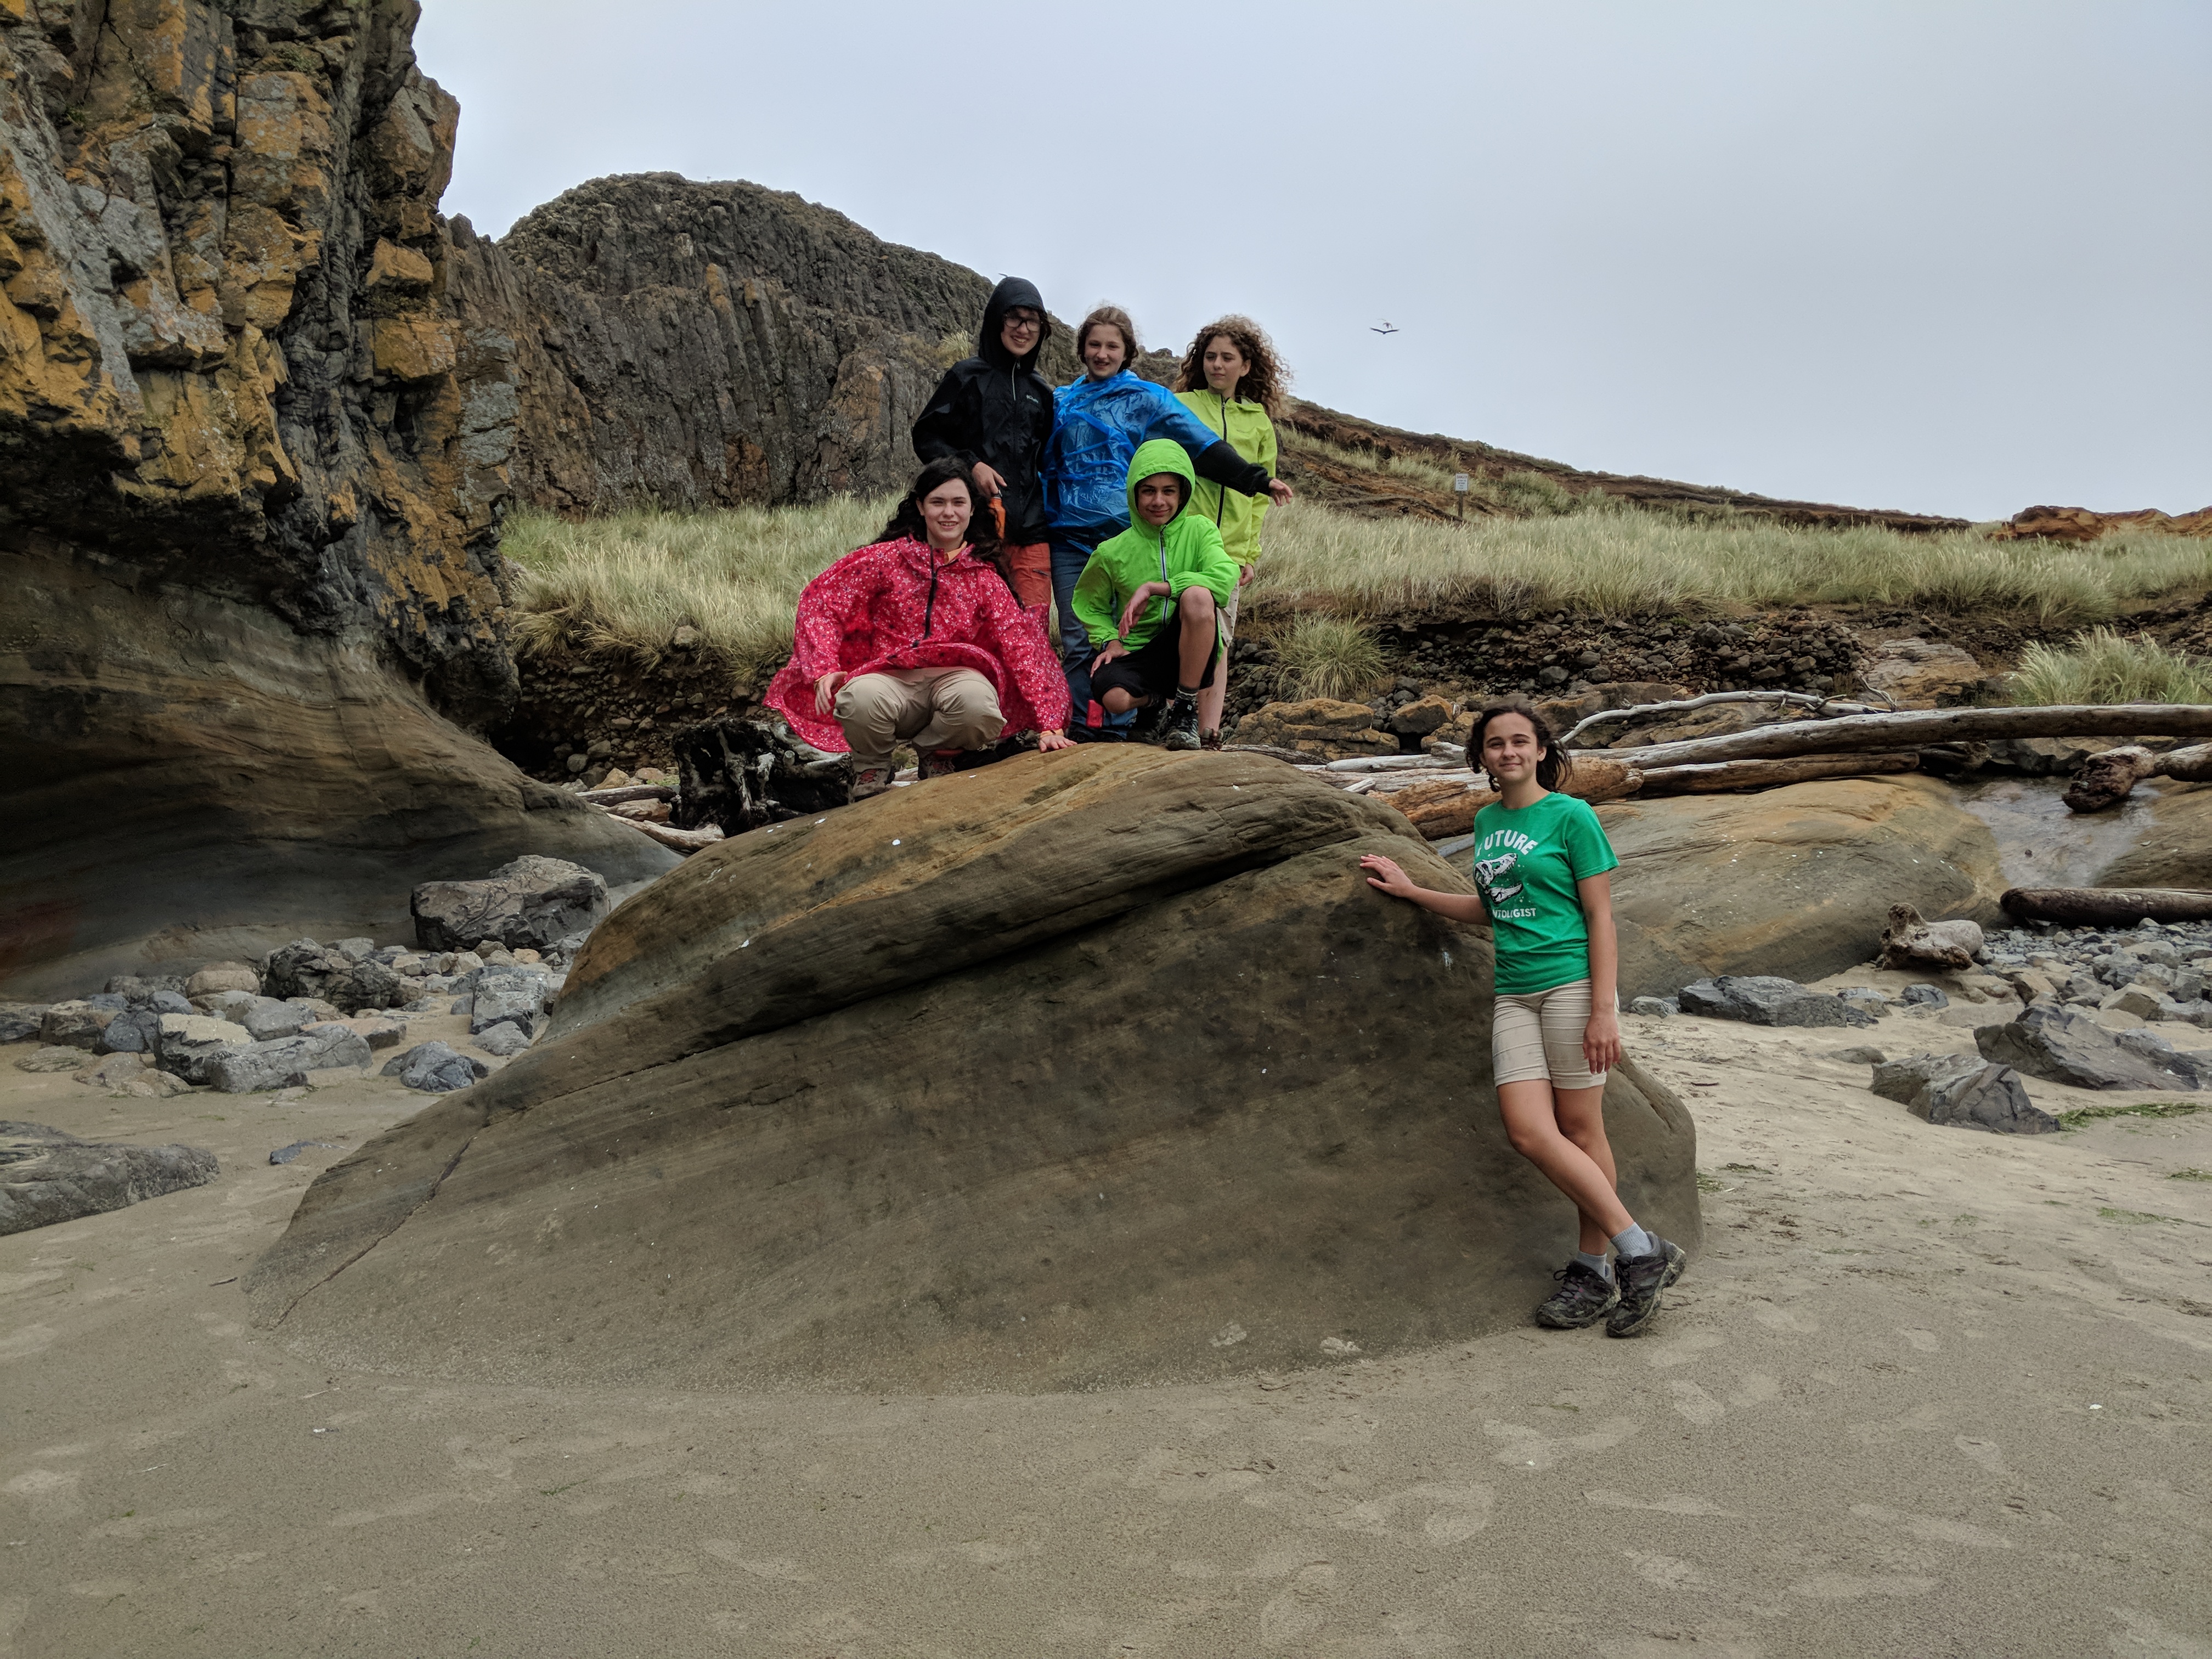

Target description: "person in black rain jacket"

left=912, top=276, right=1057, bottom=620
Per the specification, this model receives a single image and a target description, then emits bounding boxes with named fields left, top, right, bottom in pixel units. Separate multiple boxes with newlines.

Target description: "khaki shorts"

left=1492, top=978, right=1610, bottom=1090
left=1218, top=567, right=1247, bottom=653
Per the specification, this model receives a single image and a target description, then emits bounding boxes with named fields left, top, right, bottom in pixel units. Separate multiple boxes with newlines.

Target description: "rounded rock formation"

left=247, top=749, right=1700, bottom=1392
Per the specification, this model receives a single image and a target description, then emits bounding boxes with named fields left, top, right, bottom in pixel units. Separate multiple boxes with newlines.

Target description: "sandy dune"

left=4, top=996, right=2209, bottom=1657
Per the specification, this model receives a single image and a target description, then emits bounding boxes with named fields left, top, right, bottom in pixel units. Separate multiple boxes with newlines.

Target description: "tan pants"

left=835, top=668, right=1004, bottom=773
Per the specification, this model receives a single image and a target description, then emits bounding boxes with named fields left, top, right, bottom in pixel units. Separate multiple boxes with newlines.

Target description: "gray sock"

left=1611, top=1223, right=1655, bottom=1260
left=1575, top=1250, right=1613, bottom=1283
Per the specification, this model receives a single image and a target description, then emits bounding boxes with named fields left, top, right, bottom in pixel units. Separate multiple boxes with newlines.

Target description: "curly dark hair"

left=1175, top=314, right=1289, bottom=417
left=1474, top=697, right=1577, bottom=792
left=878, top=457, right=1015, bottom=594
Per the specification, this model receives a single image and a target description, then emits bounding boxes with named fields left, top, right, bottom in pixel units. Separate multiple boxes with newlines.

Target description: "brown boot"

left=849, top=764, right=895, bottom=804
left=1200, top=728, right=1224, bottom=751
left=917, top=748, right=964, bottom=781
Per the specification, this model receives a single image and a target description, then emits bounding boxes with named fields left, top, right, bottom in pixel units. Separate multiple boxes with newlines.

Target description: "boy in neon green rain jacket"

left=1071, top=438, right=1239, bottom=752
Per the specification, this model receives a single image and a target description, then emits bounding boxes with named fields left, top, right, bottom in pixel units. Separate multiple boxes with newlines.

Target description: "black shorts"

left=1090, top=596, right=1218, bottom=702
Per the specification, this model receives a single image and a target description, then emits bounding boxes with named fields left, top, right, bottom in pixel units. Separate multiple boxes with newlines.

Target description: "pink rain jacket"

left=765, top=537, right=1071, bottom=753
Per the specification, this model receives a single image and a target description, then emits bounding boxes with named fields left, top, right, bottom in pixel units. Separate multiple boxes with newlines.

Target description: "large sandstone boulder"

left=1, top=1124, right=218, bottom=1236
left=248, top=749, right=1701, bottom=1392
left=0, top=3, right=676, bottom=1000
left=1600, top=776, right=2005, bottom=1000
left=2090, top=783, right=2212, bottom=889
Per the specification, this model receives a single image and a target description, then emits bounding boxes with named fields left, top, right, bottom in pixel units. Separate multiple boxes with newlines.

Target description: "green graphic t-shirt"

left=1470, top=791, right=1621, bottom=995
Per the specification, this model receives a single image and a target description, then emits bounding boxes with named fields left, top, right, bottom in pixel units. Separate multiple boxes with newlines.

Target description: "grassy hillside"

left=503, top=494, right=2211, bottom=692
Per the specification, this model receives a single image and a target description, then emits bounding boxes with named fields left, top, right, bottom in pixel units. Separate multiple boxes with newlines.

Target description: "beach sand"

left=4, top=996, right=2209, bottom=1657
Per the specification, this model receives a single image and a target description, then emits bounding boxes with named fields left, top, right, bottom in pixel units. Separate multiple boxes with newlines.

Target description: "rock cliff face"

left=445, top=172, right=1079, bottom=513
left=0, top=0, right=671, bottom=997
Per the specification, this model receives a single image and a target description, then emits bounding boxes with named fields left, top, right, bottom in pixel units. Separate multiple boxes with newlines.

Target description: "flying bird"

left=1370, top=320, right=1400, bottom=335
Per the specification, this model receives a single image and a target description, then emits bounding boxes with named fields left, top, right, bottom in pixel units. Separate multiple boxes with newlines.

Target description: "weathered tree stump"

left=669, top=718, right=849, bottom=836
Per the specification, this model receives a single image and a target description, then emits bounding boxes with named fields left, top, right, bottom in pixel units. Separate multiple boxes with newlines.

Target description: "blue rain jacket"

left=1043, top=371, right=1253, bottom=536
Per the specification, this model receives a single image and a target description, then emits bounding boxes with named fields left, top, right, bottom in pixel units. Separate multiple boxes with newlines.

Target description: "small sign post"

left=1452, top=473, right=1470, bottom=520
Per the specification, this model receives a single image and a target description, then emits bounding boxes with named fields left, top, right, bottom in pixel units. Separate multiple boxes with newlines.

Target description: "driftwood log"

left=1560, top=689, right=1891, bottom=746
left=1880, top=902, right=1983, bottom=971
left=2000, top=888, right=2212, bottom=927
left=1635, top=752, right=1918, bottom=797
left=577, top=783, right=678, bottom=806
left=1621, top=703, right=2212, bottom=770
left=2160, top=743, right=2212, bottom=783
left=617, top=818, right=726, bottom=855
left=2062, top=745, right=2161, bottom=813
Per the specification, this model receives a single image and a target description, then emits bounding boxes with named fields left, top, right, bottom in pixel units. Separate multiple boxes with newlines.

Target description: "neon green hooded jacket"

left=1071, top=439, right=1240, bottom=653
left=1175, top=388, right=1277, bottom=565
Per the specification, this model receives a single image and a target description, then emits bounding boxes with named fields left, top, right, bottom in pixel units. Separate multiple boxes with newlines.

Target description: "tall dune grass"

left=1250, top=505, right=2211, bottom=624
left=501, top=498, right=891, bottom=687
left=2010, top=628, right=2212, bottom=706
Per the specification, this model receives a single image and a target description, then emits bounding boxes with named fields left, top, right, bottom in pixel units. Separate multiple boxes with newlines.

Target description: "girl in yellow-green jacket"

left=1175, top=315, right=1290, bottom=746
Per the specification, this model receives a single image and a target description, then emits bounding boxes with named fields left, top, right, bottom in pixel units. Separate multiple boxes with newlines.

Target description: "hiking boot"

left=918, top=748, right=964, bottom=781
left=1200, top=728, right=1224, bottom=751
left=1534, top=1261, right=1620, bottom=1330
left=1161, top=691, right=1203, bottom=752
left=1605, top=1239, right=1686, bottom=1338
left=849, top=765, right=895, bottom=804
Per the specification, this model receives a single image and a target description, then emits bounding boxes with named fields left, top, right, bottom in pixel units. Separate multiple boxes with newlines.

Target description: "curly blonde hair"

left=1175, top=315, right=1289, bottom=417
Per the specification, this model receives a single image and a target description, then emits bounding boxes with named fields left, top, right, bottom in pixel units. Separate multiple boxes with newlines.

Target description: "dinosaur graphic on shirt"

left=1472, top=851, right=1522, bottom=912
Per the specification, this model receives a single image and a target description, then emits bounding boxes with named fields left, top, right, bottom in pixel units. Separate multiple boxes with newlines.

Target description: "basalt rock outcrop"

left=0, top=0, right=673, bottom=997
left=444, top=172, right=1081, bottom=513
left=246, top=750, right=1701, bottom=1392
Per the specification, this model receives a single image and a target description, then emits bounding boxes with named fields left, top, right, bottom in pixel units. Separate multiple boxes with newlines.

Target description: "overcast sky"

left=416, top=2, right=2208, bottom=522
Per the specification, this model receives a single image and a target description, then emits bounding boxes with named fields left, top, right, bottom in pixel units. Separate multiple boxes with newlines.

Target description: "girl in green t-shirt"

left=1360, top=699, right=1686, bottom=1338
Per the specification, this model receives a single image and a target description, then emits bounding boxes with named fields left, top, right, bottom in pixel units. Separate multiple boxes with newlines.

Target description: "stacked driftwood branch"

left=1264, top=701, right=2212, bottom=843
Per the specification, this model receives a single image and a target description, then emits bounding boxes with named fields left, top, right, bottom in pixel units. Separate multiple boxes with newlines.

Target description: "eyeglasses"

left=1002, top=312, right=1042, bottom=330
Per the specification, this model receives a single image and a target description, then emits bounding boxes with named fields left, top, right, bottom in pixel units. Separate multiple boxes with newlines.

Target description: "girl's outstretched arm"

left=1359, top=854, right=1487, bottom=924
left=1578, top=871, right=1622, bottom=1073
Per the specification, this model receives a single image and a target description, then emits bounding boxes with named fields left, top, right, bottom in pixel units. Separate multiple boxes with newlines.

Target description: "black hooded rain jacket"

left=911, top=276, right=1057, bottom=541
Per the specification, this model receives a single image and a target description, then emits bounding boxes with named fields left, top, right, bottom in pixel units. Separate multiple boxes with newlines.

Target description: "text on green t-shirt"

left=1470, top=791, right=1621, bottom=995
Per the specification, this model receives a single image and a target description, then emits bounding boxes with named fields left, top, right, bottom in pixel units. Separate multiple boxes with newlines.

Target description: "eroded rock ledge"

left=0, top=1, right=673, bottom=995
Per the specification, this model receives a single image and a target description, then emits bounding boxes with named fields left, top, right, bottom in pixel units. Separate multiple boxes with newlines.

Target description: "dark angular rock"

left=1900, top=983, right=1949, bottom=1007
left=2114, top=1026, right=2212, bottom=1088
left=1915, top=1063, right=2057, bottom=1133
left=0, top=1005, right=48, bottom=1045
left=380, top=1041, right=490, bottom=1093
left=262, top=942, right=345, bottom=1003
left=469, top=978, right=544, bottom=1037
left=40, top=1002, right=116, bottom=1051
left=1871, top=1052, right=1980, bottom=1104
left=0, top=1123, right=219, bottom=1235
left=410, top=858, right=610, bottom=954
left=1679, top=975, right=1877, bottom=1029
left=1974, top=1004, right=2199, bottom=1092
left=329, top=959, right=405, bottom=1017
left=93, top=1008, right=162, bottom=1055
